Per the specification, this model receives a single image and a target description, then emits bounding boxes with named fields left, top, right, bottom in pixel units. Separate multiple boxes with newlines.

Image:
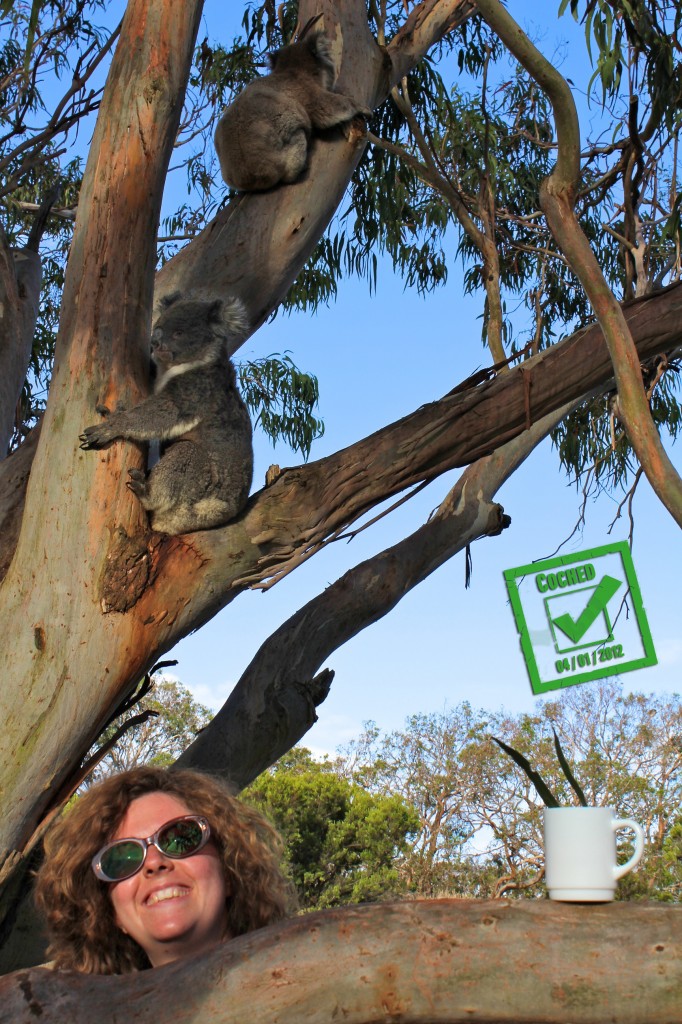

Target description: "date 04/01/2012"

left=555, top=644, right=624, bottom=673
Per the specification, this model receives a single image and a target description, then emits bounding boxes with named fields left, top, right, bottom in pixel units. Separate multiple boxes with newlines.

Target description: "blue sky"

left=69, top=1, right=682, bottom=750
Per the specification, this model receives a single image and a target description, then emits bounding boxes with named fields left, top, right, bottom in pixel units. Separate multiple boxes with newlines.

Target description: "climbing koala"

left=214, top=28, right=369, bottom=191
left=79, top=294, right=253, bottom=535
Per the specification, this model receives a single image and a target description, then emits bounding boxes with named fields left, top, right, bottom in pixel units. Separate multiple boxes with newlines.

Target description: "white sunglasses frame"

left=91, top=814, right=211, bottom=882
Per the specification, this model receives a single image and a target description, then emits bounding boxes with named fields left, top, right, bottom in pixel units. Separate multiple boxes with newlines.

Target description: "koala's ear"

left=218, top=297, right=249, bottom=339
left=268, top=48, right=282, bottom=70
left=309, top=32, right=332, bottom=68
left=206, top=299, right=223, bottom=323
left=160, top=291, right=181, bottom=310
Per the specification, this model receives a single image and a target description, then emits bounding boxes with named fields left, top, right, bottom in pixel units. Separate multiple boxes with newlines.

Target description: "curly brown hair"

left=34, top=766, right=294, bottom=974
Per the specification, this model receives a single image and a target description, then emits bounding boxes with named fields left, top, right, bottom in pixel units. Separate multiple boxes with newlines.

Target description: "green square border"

left=503, top=540, right=658, bottom=695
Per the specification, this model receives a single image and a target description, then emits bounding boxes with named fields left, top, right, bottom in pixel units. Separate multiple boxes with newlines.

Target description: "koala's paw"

left=265, top=464, right=282, bottom=486
left=344, top=111, right=371, bottom=142
left=126, top=467, right=148, bottom=498
left=79, top=423, right=116, bottom=450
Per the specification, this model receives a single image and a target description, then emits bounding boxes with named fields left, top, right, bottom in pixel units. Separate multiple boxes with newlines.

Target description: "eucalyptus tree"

left=342, top=682, right=682, bottom=900
left=0, top=0, right=681, bottom=1012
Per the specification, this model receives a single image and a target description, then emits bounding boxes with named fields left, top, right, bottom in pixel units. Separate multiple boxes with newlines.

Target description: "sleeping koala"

left=79, top=294, right=253, bottom=535
left=214, top=28, right=369, bottom=191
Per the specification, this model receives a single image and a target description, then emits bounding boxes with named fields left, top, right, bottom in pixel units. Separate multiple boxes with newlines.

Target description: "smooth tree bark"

left=0, top=0, right=205, bottom=866
left=0, top=242, right=41, bottom=457
left=0, top=900, right=679, bottom=1023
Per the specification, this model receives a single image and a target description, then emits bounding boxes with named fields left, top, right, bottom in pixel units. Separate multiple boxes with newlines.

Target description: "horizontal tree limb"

left=147, top=280, right=682, bottom=641
left=1, top=899, right=679, bottom=1022
left=1, top=282, right=680, bottom=629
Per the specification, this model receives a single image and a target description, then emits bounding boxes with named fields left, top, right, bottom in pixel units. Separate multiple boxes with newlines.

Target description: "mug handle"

left=612, top=818, right=645, bottom=880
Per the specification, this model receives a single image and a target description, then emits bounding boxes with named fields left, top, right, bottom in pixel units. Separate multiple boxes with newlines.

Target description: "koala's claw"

left=79, top=425, right=109, bottom=450
left=127, top=468, right=147, bottom=497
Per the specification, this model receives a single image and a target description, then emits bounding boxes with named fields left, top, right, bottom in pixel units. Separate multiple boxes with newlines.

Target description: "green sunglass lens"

left=159, top=820, right=203, bottom=857
left=100, top=840, right=145, bottom=880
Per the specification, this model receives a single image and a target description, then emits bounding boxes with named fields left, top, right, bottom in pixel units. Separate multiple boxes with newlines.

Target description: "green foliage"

left=238, top=353, right=324, bottom=459
left=552, top=356, right=682, bottom=495
left=561, top=0, right=682, bottom=119
left=3, top=0, right=682, bottom=493
left=83, top=676, right=213, bottom=784
left=341, top=683, right=682, bottom=901
left=245, top=748, right=419, bottom=909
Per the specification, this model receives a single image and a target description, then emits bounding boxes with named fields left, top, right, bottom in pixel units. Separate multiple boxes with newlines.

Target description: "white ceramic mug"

left=543, top=806, right=645, bottom=902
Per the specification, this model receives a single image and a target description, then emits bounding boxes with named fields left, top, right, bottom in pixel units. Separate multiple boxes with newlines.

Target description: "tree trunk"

left=0, top=243, right=40, bottom=458
left=0, top=900, right=678, bottom=1023
left=0, top=0, right=204, bottom=865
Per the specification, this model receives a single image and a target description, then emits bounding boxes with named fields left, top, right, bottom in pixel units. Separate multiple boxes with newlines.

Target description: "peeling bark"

left=0, top=900, right=679, bottom=1023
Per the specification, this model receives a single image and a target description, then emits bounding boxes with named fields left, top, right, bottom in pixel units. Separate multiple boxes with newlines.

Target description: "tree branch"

left=475, top=0, right=682, bottom=527
left=178, top=402, right=574, bottom=788
left=0, top=900, right=678, bottom=1022
left=0, top=235, right=40, bottom=458
left=152, top=0, right=476, bottom=329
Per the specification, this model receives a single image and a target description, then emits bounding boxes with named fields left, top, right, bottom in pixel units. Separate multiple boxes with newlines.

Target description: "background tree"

left=245, top=748, right=419, bottom=909
left=0, top=0, right=681, bottom=995
left=342, top=681, right=682, bottom=900
left=82, top=673, right=213, bottom=782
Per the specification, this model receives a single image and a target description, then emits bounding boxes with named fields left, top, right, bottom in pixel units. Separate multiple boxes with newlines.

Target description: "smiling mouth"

left=145, top=886, right=191, bottom=907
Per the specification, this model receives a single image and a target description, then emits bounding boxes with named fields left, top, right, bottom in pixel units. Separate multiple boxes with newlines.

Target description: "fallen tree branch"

left=0, top=900, right=679, bottom=1022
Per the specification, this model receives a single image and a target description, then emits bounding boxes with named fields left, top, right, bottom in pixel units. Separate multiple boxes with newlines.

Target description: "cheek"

left=109, top=881, right=135, bottom=934
left=199, top=856, right=229, bottom=912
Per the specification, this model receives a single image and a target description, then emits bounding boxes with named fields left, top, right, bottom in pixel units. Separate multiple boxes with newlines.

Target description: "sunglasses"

left=91, top=814, right=211, bottom=882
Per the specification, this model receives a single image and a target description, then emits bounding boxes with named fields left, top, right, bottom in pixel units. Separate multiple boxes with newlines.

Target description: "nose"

left=143, top=843, right=173, bottom=874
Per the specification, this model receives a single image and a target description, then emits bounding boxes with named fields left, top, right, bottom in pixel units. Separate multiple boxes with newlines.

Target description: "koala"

left=79, top=294, right=253, bottom=536
left=214, top=29, right=369, bottom=191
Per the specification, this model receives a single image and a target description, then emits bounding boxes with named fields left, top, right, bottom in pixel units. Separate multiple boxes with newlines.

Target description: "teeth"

left=146, top=887, right=189, bottom=906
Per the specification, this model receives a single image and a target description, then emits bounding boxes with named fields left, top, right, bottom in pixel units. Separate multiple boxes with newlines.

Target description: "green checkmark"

left=552, top=574, right=622, bottom=644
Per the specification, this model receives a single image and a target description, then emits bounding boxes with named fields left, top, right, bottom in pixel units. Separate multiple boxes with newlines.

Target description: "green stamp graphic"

left=504, top=541, right=657, bottom=694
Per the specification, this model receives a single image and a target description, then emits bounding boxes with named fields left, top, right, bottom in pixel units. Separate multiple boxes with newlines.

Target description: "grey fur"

left=80, top=295, right=253, bottom=535
left=214, top=31, right=369, bottom=192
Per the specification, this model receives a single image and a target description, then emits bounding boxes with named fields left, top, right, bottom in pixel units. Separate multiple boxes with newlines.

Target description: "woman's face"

left=108, top=791, right=230, bottom=967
